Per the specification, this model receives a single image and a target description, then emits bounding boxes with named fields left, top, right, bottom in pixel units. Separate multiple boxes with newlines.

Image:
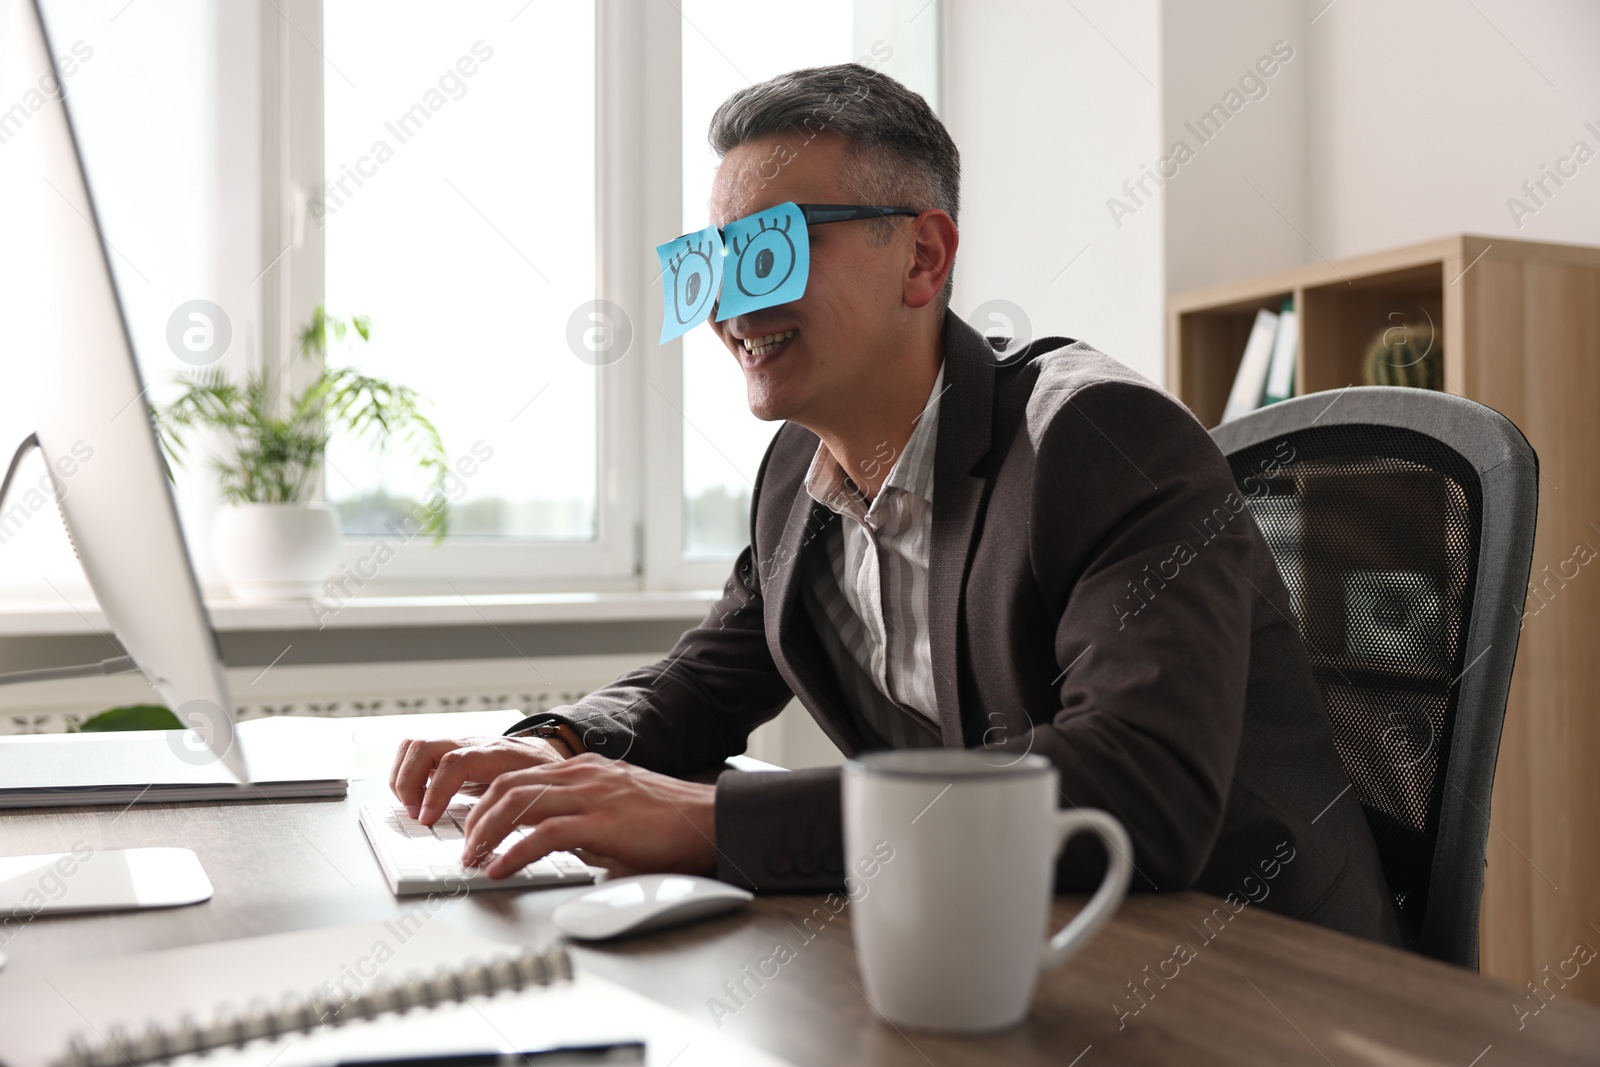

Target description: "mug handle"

left=1041, top=808, right=1134, bottom=971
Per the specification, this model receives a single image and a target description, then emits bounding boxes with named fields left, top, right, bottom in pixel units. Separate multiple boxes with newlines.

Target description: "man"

left=391, top=64, right=1406, bottom=947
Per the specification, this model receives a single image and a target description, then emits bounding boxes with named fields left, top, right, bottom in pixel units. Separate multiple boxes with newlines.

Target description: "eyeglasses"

left=654, top=201, right=920, bottom=343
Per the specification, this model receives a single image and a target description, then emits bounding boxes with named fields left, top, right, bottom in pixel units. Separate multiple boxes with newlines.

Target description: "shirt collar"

left=804, top=361, right=946, bottom=519
left=887, top=361, right=944, bottom=503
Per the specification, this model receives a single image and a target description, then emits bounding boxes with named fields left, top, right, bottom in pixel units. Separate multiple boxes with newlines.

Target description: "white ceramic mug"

left=842, top=750, right=1133, bottom=1032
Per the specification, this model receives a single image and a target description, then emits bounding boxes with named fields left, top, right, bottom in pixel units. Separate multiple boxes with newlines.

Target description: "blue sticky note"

left=715, top=201, right=809, bottom=321
left=656, top=225, right=724, bottom=343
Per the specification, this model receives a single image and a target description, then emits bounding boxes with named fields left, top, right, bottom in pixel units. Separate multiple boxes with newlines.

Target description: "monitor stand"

left=1, top=433, right=40, bottom=506
left=0, top=431, right=145, bottom=688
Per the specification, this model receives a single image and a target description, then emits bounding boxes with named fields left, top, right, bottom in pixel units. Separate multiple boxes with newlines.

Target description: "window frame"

left=276, top=1, right=933, bottom=597
left=282, top=0, right=666, bottom=594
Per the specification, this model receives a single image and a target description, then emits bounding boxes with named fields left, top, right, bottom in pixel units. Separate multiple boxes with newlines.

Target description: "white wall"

left=1161, top=0, right=1309, bottom=293
left=943, top=0, right=1166, bottom=384
left=1154, top=0, right=1600, bottom=295
left=1307, top=0, right=1600, bottom=258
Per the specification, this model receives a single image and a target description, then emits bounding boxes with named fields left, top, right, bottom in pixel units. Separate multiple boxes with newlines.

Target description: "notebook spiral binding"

left=54, top=946, right=573, bottom=1067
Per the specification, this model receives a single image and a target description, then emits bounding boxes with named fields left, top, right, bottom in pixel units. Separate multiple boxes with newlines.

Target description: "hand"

left=390, top=735, right=569, bottom=825
left=460, top=754, right=718, bottom=880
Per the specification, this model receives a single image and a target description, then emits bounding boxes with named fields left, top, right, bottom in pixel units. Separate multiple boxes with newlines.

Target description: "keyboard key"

left=358, top=803, right=597, bottom=897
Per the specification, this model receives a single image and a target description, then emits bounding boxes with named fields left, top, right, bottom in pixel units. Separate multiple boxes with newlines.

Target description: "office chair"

left=1210, top=387, right=1537, bottom=970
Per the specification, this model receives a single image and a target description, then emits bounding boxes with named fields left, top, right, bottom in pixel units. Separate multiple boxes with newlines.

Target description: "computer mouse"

left=551, top=874, right=753, bottom=941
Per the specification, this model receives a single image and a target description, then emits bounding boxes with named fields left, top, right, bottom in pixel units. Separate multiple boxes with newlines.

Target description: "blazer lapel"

left=929, top=311, right=998, bottom=746
left=765, top=480, right=870, bottom=756
left=762, top=311, right=998, bottom=753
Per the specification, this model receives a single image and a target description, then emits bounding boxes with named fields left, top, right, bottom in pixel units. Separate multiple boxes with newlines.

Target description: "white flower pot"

left=211, top=502, right=344, bottom=601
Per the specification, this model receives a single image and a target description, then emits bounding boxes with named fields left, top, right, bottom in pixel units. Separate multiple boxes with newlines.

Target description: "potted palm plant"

left=154, top=307, right=449, bottom=601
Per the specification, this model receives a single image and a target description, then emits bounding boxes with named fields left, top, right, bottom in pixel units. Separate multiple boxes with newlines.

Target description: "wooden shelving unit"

left=1169, top=235, right=1600, bottom=1000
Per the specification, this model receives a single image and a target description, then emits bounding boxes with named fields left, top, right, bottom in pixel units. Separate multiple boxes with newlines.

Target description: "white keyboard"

left=358, top=801, right=598, bottom=896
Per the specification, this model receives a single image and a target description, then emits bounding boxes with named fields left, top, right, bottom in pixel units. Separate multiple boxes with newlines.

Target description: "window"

left=44, top=0, right=943, bottom=600
left=306, top=1, right=939, bottom=590
left=322, top=2, right=598, bottom=542
left=0, top=0, right=942, bottom=610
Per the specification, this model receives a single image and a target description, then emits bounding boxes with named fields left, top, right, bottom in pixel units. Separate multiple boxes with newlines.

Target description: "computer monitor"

left=0, top=0, right=247, bottom=781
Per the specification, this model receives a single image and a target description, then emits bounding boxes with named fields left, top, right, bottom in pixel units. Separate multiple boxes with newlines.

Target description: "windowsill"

left=0, top=589, right=722, bottom=637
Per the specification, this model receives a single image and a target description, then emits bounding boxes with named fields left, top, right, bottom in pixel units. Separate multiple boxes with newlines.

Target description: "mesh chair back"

left=1211, top=388, right=1537, bottom=968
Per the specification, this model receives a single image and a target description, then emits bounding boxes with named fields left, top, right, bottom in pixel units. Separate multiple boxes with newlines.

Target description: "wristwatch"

left=510, top=718, right=585, bottom=757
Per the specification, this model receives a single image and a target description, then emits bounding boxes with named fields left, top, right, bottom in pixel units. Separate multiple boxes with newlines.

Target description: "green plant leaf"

left=75, top=704, right=183, bottom=732
left=151, top=303, right=452, bottom=537
left=297, top=304, right=329, bottom=359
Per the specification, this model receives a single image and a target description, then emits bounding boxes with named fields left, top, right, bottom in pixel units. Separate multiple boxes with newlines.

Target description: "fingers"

left=464, top=777, right=569, bottom=870
left=460, top=752, right=598, bottom=840
left=388, top=740, right=412, bottom=799
left=392, top=739, right=459, bottom=817
left=449, top=758, right=717, bottom=879
left=418, top=747, right=498, bottom=825
left=461, top=777, right=589, bottom=867
left=420, top=738, right=571, bottom=824
left=485, top=816, right=590, bottom=879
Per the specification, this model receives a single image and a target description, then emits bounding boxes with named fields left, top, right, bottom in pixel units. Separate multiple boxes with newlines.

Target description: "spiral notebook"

left=0, top=921, right=793, bottom=1067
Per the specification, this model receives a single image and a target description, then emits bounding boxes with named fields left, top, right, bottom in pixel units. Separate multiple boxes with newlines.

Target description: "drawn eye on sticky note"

left=656, top=225, right=724, bottom=343
left=715, top=201, right=809, bottom=321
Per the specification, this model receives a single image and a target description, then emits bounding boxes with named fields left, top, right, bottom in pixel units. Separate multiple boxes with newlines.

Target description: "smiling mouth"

left=742, top=327, right=797, bottom=360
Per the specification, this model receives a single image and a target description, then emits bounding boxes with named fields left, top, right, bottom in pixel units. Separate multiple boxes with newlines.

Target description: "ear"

left=902, top=210, right=958, bottom=310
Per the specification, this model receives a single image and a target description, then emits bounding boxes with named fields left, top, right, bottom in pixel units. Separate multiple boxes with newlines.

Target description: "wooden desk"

left=3, top=711, right=1598, bottom=1066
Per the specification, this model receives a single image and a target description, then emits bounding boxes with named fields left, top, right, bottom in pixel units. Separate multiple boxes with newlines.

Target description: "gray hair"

left=708, top=63, right=960, bottom=305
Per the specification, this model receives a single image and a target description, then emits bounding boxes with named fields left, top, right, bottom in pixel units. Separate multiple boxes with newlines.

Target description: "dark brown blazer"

left=510, top=310, right=1408, bottom=948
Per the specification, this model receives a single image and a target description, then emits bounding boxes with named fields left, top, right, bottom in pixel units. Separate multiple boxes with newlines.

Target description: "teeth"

left=742, top=328, right=797, bottom=358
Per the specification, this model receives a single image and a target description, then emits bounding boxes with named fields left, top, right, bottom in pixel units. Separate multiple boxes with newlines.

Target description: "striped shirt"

left=798, top=363, right=946, bottom=749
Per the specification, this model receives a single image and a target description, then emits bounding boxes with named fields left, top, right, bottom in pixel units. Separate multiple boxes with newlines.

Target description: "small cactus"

left=1364, top=323, right=1442, bottom=390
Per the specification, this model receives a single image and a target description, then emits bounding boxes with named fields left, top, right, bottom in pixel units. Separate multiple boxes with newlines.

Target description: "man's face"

left=708, top=133, right=913, bottom=425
